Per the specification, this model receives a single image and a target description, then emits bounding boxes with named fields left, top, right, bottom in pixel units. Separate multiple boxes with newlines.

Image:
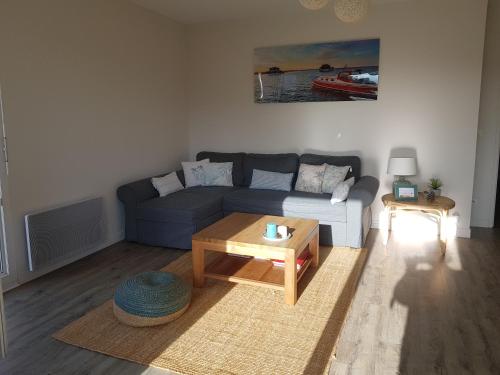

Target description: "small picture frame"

left=395, top=184, right=418, bottom=201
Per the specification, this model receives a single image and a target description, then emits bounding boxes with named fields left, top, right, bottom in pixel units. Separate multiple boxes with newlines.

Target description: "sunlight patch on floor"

left=378, top=209, right=463, bottom=270
left=378, top=210, right=458, bottom=243
left=391, top=211, right=439, bottom=242
left=415, top=263, right=433, bottom=271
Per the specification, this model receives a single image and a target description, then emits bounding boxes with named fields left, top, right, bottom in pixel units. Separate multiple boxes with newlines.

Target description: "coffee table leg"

left=284, top=249, right=297, bottom=305
left=310, top=229, right=320, bottom=267
left=192, top=242, right=205, bottom=287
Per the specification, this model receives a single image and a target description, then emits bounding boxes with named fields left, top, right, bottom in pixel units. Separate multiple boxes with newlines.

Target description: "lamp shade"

left=387, top=157, right=417, bottom=176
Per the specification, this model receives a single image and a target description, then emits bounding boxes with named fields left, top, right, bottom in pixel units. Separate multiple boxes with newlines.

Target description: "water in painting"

left=254, top=39, right=380, bottom=103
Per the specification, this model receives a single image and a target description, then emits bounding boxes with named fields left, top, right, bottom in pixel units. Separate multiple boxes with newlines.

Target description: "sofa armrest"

left=346, top=176, right=379, bottom=248
left=117, top=177, right=159, bottom=242
left=117, top=178, right=158, bottom=206
left=117, top=170, right=184, bottom=241
left=348, top=176, right=379, bottom=207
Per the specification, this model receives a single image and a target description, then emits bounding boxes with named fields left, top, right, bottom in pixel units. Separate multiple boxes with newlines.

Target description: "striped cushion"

left=249, top=169, right=294, bottom=192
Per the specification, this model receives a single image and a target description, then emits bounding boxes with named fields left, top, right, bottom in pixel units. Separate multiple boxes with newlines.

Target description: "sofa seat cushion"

left=137, top=187, right=238, bottom=224
left=223, top=188, right=346, bottom=223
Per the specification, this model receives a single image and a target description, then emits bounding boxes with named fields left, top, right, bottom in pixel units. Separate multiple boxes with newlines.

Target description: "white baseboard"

left=470, top=219, right=493, bottom=228
left=1, top=277, right=18, bottom=292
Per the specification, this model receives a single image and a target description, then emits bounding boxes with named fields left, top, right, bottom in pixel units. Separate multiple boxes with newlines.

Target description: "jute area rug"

left=54, top=246, right=367, bottom=375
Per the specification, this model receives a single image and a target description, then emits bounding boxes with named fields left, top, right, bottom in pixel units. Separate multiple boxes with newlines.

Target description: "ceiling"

left=131, top=0, right=405, bottom=25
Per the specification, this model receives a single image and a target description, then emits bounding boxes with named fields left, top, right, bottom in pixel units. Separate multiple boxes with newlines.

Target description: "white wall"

left=0, top=0, right=188, bottom=289
left=187, top=0, right=488, bottom=237
left=472, top=0, right=500, bottom=228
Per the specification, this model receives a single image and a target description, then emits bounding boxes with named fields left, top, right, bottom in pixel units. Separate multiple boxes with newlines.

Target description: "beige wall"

left=472, top=0, right=500, bottom=227
left=0, top=0, right=188, bottom=289
left=187, top=0, right=488, bottom=236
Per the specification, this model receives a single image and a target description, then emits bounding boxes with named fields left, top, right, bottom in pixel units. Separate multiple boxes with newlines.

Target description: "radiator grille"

left=25, top=197, right=104, bottom=271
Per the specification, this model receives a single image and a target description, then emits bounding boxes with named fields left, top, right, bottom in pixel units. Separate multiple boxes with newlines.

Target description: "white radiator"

left=25, top=197, right=104, bottom=272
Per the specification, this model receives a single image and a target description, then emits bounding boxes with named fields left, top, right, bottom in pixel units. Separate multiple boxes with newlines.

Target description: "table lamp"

left=388, top=157, right=417, bottom=199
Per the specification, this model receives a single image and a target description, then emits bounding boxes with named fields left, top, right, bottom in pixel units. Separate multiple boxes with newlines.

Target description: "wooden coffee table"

left=191, top=213, right=319, bottom=305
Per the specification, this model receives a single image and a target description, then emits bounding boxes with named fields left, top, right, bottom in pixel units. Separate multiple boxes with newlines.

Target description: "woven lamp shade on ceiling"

left=299, top=0, right=330, bottom=10
left=334, top=0, right=369, bottom=22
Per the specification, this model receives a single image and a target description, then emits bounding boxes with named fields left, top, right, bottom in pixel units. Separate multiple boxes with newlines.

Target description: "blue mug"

left=266, top=223, right=277, bottom=239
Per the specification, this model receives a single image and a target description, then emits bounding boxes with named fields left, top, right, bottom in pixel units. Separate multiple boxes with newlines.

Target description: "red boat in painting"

left=312, top=71, right=378, bottom=99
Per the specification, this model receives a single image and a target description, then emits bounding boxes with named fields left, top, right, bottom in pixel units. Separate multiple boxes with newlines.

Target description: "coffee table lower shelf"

left=205, top=254, right=313, bottom=291
left=191, top=214, right=320, bottom=305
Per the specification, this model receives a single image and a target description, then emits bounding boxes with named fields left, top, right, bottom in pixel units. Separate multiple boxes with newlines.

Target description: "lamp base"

left=393, top=177, right=411, bottom=196
left=393, top=178, right=418, bottom=201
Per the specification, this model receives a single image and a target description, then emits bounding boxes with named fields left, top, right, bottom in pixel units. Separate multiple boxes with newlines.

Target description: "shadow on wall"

left=305, top=148, right=371, bottom=173
left=389, top=147, right=418, bottom=160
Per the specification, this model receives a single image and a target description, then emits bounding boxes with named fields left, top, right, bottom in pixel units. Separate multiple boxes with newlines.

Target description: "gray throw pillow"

left=330, top=177, right=355, bottom=204
left=249, top=169, right=294, bottom=191
left=203, top=162, right=233, bottom=187
left=182, top=159, right=209, bottom=187
left=295, top=163, right=327, bottom=193
left=322, top=165, right=352, bottom=194
left=151, top=172, right=184, bottom=197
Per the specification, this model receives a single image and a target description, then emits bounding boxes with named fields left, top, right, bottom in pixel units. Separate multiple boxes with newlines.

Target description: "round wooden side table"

left=381, top=193, right=455, bottom=254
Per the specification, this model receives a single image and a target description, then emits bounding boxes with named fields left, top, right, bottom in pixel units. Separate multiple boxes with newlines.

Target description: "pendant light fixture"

left=299, top=0, right=369, bottom=23
left=333, top=0, right=369, bottom=23
left=298, top=0, right=329, bottom=11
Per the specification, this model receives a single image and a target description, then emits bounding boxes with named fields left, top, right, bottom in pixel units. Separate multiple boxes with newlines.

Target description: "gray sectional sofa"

left=117, top=152, right=379, bottom=249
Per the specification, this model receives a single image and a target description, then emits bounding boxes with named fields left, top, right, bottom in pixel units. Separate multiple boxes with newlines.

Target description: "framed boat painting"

left=254, top=38, right=380, bottom=103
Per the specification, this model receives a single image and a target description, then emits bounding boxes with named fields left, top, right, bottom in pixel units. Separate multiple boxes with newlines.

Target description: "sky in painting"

left=254, top=39, right=380, bottom=72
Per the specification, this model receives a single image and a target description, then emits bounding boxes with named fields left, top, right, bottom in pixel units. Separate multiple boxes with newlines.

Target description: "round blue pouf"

left=113, top=271, right=191, bottom=327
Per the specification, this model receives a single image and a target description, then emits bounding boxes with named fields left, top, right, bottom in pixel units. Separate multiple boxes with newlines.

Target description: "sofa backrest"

left=243, top=153, right=299, bottom=186
left=196, top=151, right=246, bottom=186
left=300, top=154, right=361, bottom=181
left=195, top=151, right=360, bottom=186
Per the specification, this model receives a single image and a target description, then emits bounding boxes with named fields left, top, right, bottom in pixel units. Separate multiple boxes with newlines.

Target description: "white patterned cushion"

left=203, top=162, right=233, bottom=187
left=151, top=172, right=184, bottom=197
left=330, top=177, right=355, bottom=204
left=322, top=165, right=351, bottom=193
left=294, top=163, right=327, bottom=193
left=181, top=159, right=209, bottom=187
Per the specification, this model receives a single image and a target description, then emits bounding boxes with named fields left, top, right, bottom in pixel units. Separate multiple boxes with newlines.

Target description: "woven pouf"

left=113, top=271, right=191, bottom=327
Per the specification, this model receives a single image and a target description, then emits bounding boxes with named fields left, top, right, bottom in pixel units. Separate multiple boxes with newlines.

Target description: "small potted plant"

left=428, top=178, right=442, bottom=197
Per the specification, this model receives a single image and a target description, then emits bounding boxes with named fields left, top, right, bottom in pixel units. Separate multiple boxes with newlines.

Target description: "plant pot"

left=431, top=188, right=441, bottom=197
left=424, top=190, right=435, bottom=201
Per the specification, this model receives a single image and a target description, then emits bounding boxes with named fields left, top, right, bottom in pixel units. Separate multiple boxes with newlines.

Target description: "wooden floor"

left=331, top=228, right=500, bottom=375
left=1, top=229, right=499, bottom=374
left=0, top=242, right=185, bottom=375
